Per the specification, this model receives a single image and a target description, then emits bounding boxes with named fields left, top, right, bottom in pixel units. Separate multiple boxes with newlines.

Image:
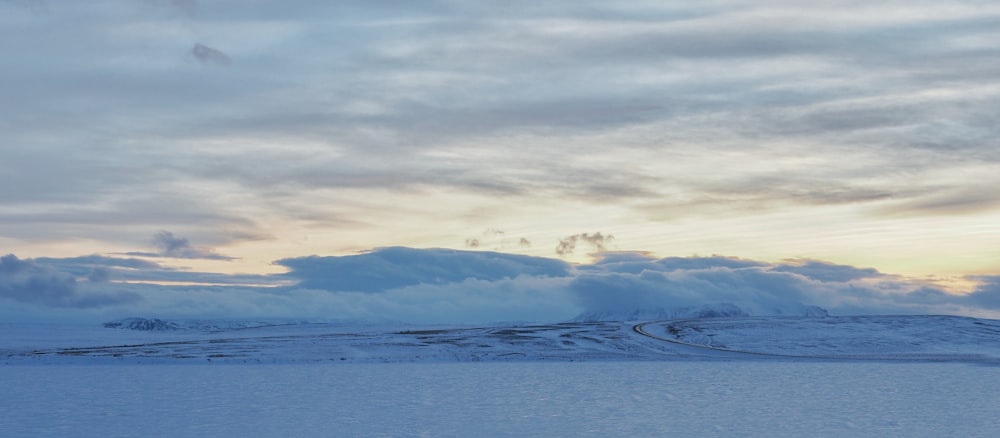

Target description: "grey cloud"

left=34, top=254, right=277, bottom=286
left=87, top=267, right=112, bottom=283
left=142, top=249, right=1000, bottom=321
left=569, top=267, right=822, bottom=319
left=8, top=247, right=1000, bottom=323
left=556, top=232, right=614, bottom=256
left=963, top=277, right=1000, bottom=310
left=167, top=0, right=198, bottom=17
left=582, top=253, right=765, bottom=275
left=773, top=260, right=882, bottom=283
left=3, top=1, right=1000, bottom=259
left=36, top=255, right=163, bottom=282
left=0, top=254, right=78, bottom=307
left=149, top=1, right=995, bottom=214
left=2, top=0, right=47, bottom=14
left=37, top=255, right=164, bottom=271
left=125, top=231, right=237, bottom=261
left=190, top=43, right=231, bottom=66
left=569, top=251, right=992, bottom=319
left=0, top=254, right=141, bottom=308
left=152, top=230, right=237, bottom=260
left=882, top=187, right=1000, bottom=216
left=154, top=230, right=195, bottom=254
left=275, top=247, right=572, bottom=292
left=462, top=229, right=533, bottom=251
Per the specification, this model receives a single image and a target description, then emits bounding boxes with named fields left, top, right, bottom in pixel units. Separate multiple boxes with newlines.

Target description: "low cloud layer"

left=3, top=247, right=998, bottom=324
left=274, top=247, right=571, bottom=292
left=0, top=254, right=140, bottom=309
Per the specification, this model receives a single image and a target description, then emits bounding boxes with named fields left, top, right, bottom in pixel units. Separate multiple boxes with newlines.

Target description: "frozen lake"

left=3, top=361, right=998, bottom=437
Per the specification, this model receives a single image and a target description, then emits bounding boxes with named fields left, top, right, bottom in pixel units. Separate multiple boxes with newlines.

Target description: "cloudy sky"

left=3, top=1, right=1000, bottom=323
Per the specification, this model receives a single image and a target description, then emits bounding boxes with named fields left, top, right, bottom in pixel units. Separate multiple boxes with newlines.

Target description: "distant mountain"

left=103, top=318, right=180, bottom=331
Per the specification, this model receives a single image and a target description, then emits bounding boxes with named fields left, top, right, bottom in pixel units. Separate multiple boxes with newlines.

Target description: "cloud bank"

left=3, top=247, right=998, bottom=324
left=0, top=254, right=140, bottom=309
left=274, top=246, right=570, bottom=292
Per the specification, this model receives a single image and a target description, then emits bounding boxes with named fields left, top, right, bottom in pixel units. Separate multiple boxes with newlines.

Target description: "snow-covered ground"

left=3, top=316, right=1000, bottom=436
left=636, top=315, right=1000, bottom=362
left=2, top=319, right=682, bottom=364
left=3, top=315, right=1000, bottom=364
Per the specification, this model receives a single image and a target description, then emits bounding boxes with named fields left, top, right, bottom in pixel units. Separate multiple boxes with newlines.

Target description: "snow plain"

left=3, top=315, right=1000, bottom=437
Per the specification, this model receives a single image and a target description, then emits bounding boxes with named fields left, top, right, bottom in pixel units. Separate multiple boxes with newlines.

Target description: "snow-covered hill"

left=636, top=315, right=1000, bottom=361
left=3, top=315, right=999, bottom=364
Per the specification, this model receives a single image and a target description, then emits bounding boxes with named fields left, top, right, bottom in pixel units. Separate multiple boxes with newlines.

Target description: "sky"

left=2, top=1, right=1000, bottom=323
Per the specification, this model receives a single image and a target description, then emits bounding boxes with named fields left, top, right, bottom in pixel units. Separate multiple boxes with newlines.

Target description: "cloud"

left=964, top=276, right=1000, bottom=310
left=275, top=247, right=572, bottom=292
left=35, top=254, right=162, bottom=283
left=572, top=259, right=824, bottom=318
left=37, top=255, right=163, bottom=272
left=1, top=0, right=47, bottom=14
left=167, top=0, right=198, bottom=17
left=0, top=254, right=141, bottom=308
left=34, top=253, right=276, bottom=286
left=7, top=247, right=1000, bottom=323
left=555, top=232, right=614, bottom=256
left=125, top=231, right=237, bottom=261
left=269, top=248, right=1000, bottom=321
left=87, top=267, right=112, bottom=283
left=190, top=43, right=231, bottom=66
left=2, top=1, right=1000, bottom=309
left=464, top=229, right=534, bottom=251
left=2, top=1, right=999, bottom=269
left=772, top=259, right=882, bottom=283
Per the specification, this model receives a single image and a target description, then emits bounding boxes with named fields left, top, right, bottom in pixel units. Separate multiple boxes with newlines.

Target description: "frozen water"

left=1, top=361, right=998, bottom=437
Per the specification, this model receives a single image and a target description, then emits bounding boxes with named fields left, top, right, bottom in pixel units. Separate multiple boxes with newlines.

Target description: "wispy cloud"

left=1, top=2, right=999, bottom=282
